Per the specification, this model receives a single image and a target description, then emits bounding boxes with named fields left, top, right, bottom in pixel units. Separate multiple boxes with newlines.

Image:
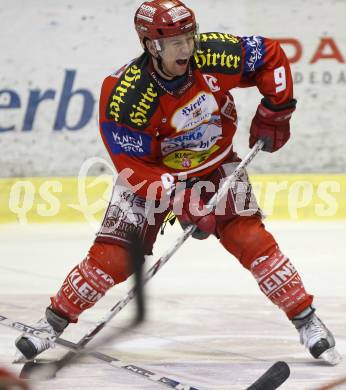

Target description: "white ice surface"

left=0, top=221, right=345, bottom=389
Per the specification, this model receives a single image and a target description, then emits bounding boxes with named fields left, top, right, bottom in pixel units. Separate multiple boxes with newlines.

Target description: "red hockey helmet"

left=134, top=0, right=197, bottom=47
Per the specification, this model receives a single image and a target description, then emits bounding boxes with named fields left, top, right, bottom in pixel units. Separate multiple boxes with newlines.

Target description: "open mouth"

left=176, top=59, right=188, bottom=66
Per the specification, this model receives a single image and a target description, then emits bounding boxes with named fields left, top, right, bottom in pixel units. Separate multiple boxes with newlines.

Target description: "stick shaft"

left=1, top=315, right=198, bottom=389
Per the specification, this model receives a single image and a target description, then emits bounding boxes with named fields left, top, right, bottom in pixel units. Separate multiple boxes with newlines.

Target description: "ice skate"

left=14, top=307, right=68, bottom=362
left=294, top=311, right=342, bottom=365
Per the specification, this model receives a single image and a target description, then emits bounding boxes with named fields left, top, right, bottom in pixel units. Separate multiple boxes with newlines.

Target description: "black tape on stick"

left=246, top=361, right=290, bottom=390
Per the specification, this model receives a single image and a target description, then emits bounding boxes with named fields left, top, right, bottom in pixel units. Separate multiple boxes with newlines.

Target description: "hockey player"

left=15, top=0, right=340, bottom=365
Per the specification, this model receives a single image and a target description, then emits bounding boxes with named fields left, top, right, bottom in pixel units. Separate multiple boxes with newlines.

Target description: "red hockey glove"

left=172, top=187, right=216, bottom=240
left=249, top=98, right=297, bottom=152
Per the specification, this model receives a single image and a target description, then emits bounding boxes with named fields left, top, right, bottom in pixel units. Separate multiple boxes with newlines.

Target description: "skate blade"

left=13, top=349, right=32, bottom=364
left=13, top=354, right=29, bottom=364
left=320, top=347, right=342, bottom=366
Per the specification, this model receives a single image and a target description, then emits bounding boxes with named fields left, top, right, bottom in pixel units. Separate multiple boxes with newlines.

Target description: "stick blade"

left=246, top=361, right=290, bottom=390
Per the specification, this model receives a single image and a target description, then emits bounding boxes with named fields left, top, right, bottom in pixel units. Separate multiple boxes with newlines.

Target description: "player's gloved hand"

left=249, top=98, right=297, bottom=152
left=172, top=187, right=216, bottom=240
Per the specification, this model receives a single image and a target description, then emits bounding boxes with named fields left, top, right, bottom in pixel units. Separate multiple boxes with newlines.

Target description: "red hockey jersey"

left=99, top=33, right=293, bottom=199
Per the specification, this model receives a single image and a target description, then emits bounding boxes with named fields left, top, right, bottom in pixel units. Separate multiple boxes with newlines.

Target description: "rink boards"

left=0, top=174, right=345, bottom=224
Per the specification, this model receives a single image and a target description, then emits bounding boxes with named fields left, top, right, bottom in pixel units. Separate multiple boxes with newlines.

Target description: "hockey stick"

left=2, top=316, right=290, bottom=389
left=36, top=140, right=263, bottom=380
left=7, top=141, right=263, bottom=384
left=53, top=140, right=264, bottom=355
left=23, top=357, right=200, bottom=389
left=246, top=361, right=290, bottom=390
left=1, top=317, right=199, bottom=389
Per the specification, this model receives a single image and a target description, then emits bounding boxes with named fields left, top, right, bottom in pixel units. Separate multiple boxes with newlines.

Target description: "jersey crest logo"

left=203, top=74, right=221, bottom=92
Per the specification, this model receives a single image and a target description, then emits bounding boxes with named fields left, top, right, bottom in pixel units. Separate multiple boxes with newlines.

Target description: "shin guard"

left=250, top=247, right=313, bottom=319
left=51, top=242, right=130, bottom=322
left=219, top=216, right=313, bottom=319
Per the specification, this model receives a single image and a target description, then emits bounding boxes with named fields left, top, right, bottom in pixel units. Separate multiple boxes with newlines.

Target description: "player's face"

left=158, top=32, right=195, bottom=77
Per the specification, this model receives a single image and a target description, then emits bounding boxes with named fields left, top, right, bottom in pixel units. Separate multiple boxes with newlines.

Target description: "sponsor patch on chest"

left=171, top=92, right=218, bottom=132
left=161, top=115, right=222, bottom=155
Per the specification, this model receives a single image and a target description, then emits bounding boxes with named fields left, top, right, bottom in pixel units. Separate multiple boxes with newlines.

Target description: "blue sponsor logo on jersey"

left=101, top=122, right=151, bottom=156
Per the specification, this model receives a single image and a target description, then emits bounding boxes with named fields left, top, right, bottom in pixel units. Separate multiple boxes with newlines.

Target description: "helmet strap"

left=149, top=39, right=176, bottom=79
left=193, top=24, right=200, bottom=52
left=153, top=39, right=162, bottom=52
left=156, top=55, right=176, bottom=79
